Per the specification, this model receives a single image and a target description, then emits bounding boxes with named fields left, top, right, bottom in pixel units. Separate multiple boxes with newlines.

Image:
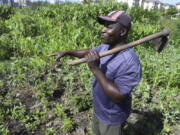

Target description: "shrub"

left=0, top=5, right=14, bottom=20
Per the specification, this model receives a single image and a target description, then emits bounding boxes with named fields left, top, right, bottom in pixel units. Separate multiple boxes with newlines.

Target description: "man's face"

left=101, top=22, right=124, bottom=45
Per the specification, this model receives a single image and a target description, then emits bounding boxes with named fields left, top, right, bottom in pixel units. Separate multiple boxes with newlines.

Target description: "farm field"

left=0, top=2, right=179, bottom=135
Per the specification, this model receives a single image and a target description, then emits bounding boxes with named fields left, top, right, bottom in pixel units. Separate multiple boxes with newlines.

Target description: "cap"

left=97, top=11, right=131, bottom=30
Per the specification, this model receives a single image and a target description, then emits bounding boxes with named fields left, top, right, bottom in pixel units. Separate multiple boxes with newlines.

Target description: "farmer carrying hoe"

left=48, top=11, right=142, bottom=135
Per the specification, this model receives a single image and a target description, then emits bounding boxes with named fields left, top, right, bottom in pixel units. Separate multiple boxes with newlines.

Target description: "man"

left=49, top=11, right=141, bottom=135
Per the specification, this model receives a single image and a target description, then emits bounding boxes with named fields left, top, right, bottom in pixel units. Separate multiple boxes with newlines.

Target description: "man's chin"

left=101, top=39, right=113, bottom=45
left=101, top=40, right=109, bottom=45
left=102, top=42, right=111, bottom=46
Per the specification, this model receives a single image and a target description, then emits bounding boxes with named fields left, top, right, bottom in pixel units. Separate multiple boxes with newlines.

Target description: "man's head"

left=97, top=11, right=131, bottom=46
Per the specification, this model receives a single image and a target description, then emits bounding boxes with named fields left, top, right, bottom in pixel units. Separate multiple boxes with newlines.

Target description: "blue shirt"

left=92, top=44, right=141, bottom=125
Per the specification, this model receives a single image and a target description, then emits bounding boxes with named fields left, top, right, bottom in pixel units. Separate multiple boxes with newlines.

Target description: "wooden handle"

left=68, top=29, right=169, bottom=66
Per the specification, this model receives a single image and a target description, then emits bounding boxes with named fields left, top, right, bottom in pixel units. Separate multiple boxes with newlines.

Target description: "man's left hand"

left=85, top=50, right=100, bottom=71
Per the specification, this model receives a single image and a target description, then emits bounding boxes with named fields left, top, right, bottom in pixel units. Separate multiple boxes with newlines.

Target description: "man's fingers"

left=85, top=51, right=99, bottom=62
left=88, top=51, right=95, bottom=61
left=48, top=54, right=53, bottom=57
left=85, top=52, right=93, bottom=62
left=90, top=51, right=99, bottom=61
left=55, top=55, right=61, bottom=61
left=92, top=51, right=100, bottom=59
left=48, top=52, right=61, bottom=61
left=48, top=53, right=57, bottom=57
left=85, top=53, right=90, bottom=62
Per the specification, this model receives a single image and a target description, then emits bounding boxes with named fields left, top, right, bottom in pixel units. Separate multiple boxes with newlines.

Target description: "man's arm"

left=85, top=50, right=127, bottom=103
left=92, top=68, right=127, bottom=103
left=48, top=49, right=90, bottom=61
left=65, top=49, right=91, bottom=58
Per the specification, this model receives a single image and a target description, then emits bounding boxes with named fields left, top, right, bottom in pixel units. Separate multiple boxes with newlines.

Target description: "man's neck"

left=109, top=41, right=126, bottom=50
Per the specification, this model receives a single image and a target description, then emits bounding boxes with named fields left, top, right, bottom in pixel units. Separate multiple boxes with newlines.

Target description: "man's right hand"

left=48, top=51, right=67, bottom=61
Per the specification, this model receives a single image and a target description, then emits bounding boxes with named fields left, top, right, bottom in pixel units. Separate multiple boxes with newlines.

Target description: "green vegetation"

left=0, top=2, right=179, bottom=135
left=55, top=104, right=74, bottom=132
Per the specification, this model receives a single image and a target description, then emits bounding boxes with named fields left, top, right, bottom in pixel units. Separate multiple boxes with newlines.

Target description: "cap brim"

left=97, top=16, right=116, bottom=25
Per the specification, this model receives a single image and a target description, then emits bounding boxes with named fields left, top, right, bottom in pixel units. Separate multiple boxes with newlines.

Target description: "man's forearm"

left=91, top=68, right=126, bottom=103
left=66, top=49, right=90, bottom=58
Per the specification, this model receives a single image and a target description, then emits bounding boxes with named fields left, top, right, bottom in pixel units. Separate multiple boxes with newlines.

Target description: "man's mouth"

left=101, top=34, right=106, bottom=39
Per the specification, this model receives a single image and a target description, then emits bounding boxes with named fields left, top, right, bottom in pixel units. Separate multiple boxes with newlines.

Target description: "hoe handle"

left=68, top=29, right=169, bottom=66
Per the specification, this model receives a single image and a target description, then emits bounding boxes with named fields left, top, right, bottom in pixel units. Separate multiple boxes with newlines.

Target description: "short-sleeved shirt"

left=92, top=43, right=141, bottom=125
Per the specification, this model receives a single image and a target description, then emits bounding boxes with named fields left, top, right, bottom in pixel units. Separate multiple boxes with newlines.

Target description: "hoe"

left=67, top=29, right=170, bottom=66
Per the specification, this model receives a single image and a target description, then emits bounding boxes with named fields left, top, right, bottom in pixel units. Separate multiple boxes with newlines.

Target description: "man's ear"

left=120, top=27, right=127, bottom=37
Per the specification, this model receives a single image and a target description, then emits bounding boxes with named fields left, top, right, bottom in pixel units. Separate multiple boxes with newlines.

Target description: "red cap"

left=97, top=11, right=131, bottom=30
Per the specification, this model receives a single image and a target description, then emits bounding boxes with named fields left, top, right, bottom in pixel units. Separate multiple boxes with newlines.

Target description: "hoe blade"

left=153, top=36, right=168, bottom=53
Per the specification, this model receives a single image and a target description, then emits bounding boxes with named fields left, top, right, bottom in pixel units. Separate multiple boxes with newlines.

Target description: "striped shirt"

left=92, top=43, right=141, bottom=125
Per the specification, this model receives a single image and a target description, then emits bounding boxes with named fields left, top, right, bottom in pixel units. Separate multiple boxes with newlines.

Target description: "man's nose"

left=102, top=27, right=107, bottom=33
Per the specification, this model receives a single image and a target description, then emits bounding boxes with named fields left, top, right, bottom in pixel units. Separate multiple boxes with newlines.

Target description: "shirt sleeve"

left=92, top=45, right=102, bottom=53
left=114, top=59, right=142, bottom=95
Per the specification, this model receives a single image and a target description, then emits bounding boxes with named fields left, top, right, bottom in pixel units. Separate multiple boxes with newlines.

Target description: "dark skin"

left=48, top=22, right=128, bottom=103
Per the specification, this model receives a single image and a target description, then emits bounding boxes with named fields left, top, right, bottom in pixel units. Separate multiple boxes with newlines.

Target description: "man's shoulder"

left=118, top=48, right=140, bottom=65
left=111, top=48, right=141, bottom=74
left=92, top=44, right=109, bottom=53
left=97, top=43, right=109, bottom=48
